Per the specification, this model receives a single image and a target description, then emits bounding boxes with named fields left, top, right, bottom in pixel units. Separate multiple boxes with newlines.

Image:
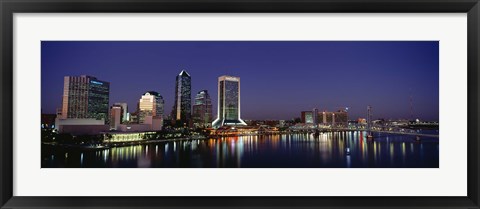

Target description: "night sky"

left=41, top=41, right=439, bottom=121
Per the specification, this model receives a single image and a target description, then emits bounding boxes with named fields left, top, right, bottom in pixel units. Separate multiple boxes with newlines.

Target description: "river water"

left=42, top=131, right=439, bottom=168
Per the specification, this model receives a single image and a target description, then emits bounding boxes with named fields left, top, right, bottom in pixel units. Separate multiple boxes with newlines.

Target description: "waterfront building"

left=323, top=111, right=334, bottom=126
left=333, top=109, right=348, bottom=126
left=319, top=110, right=348, bottom=127
left=313, top=108, right=319, bottom=125
left=193, top=90, right=213, bottom=128
left=103, top=131, right=156, bottom=143
left=105, top=114, right=161, bottom=132
left=138, top=91, right=164, bottom=124
left=55, top=118, right=109, bottom=135
left=172, top=70, right=192, bottom=125
left=301, top=111, right=314, bottom=124
left=300, top=108, right=348, bottom=127
left=212, top=75, right=247, bottom=128
left=60, top=75, right=110, bottom=123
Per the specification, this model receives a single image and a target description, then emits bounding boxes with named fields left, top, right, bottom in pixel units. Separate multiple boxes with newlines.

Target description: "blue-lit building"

left=212, top=75, right=247, bottom=128
left=61, top=75, right=110, bottom=123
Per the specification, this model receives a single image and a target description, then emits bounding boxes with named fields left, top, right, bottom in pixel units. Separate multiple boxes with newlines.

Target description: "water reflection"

left=42, top=131, right=439, bottom=168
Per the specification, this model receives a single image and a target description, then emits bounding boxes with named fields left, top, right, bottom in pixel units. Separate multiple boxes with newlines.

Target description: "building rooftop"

left=178, top=70, right=190, bottom=77
left=218, top=75, right=240, bottom=81
left=144, top=91, right=160, bottom=96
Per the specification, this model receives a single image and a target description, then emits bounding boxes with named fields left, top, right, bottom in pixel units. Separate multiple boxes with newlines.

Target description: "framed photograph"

left=1, top=0, right=479, bottom=208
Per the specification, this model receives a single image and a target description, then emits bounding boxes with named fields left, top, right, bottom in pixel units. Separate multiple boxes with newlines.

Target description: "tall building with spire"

left=193, top=90, right=213, bottom=128
left=212, top=75, right=247, bottom=128
left=172, top=70, right=192, bottom=126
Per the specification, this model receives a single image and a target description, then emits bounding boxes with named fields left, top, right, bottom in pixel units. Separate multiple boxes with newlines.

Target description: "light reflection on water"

left=42, top=131, right=439, bottom=168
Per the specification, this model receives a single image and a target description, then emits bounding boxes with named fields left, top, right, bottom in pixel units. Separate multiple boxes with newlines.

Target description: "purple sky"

left=41, top=41, right=439, bottom=121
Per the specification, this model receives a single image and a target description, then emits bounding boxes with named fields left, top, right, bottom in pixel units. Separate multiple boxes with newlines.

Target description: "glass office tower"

left=61, top=75, right=110, bottom=123
left=212, top=75, right=247, bottom=128
left=172, top=70, right=191, bottom=125
left=192, top=90, right=213, bottom=128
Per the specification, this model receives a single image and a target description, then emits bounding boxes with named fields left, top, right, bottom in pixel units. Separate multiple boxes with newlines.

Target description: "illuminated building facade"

left=333, top=109, right=348, bottom=126
left=172, top=70, right=192, bottom=125
left=138, top=91, right=164, bottom=124
left=300, top=109, right=348, bottom=127
left=193, top=90, right=213, bottom=128
left=212, top=75, right=247, bottom=128
left=320, top=110, right=348, bottom=127
left=301, top=111, right=314, bottom=124
left=61, top=75, right=110, bottom=123
left=55, top=118, right=109, bottom=135
left=103, top=131, right=156, bottom=143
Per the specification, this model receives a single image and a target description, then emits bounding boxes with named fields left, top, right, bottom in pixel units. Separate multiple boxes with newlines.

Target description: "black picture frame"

left=1, top=0, right=479, bottom=208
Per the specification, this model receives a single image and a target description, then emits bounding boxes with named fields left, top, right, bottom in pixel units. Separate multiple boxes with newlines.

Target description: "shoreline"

left=42, top=130, right=439, bottom=150
left=42, top=136, right=208, bottom=150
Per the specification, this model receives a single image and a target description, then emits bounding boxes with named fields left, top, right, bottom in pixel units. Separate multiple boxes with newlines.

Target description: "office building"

left=193, top=90, right=213, bottom=128
left=212, top=75, right=247, bottom=128
left=333, top=109, right=348, bottom=126
left=172, top=70, right=191, bottom=125
left=61, top=75, right=110, bottom=123
left=138, top=91, right=164, bottom=125
left=301, top=111, right=314, bottom=124
left=299, top=108, right=348, bottom=127
left=319, top=109, right=348, bottom=127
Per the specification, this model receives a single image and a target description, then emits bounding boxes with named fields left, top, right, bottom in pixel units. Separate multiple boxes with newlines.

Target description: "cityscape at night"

left=41, top=41, right=439, bottom=168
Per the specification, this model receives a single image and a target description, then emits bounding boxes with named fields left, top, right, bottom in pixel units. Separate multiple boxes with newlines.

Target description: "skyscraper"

left=172, top=70, right=191, bottom=125
left=61, top=75, right=109, bottom=123
left=192, top=90, right=213, bottom=128
left=138, top=91, right=164, bottom=124
left=212, top=75, right=247, bottom=128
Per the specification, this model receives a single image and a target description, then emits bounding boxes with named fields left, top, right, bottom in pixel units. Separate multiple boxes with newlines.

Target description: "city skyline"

left=41, top=41, right=439, bottom=121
